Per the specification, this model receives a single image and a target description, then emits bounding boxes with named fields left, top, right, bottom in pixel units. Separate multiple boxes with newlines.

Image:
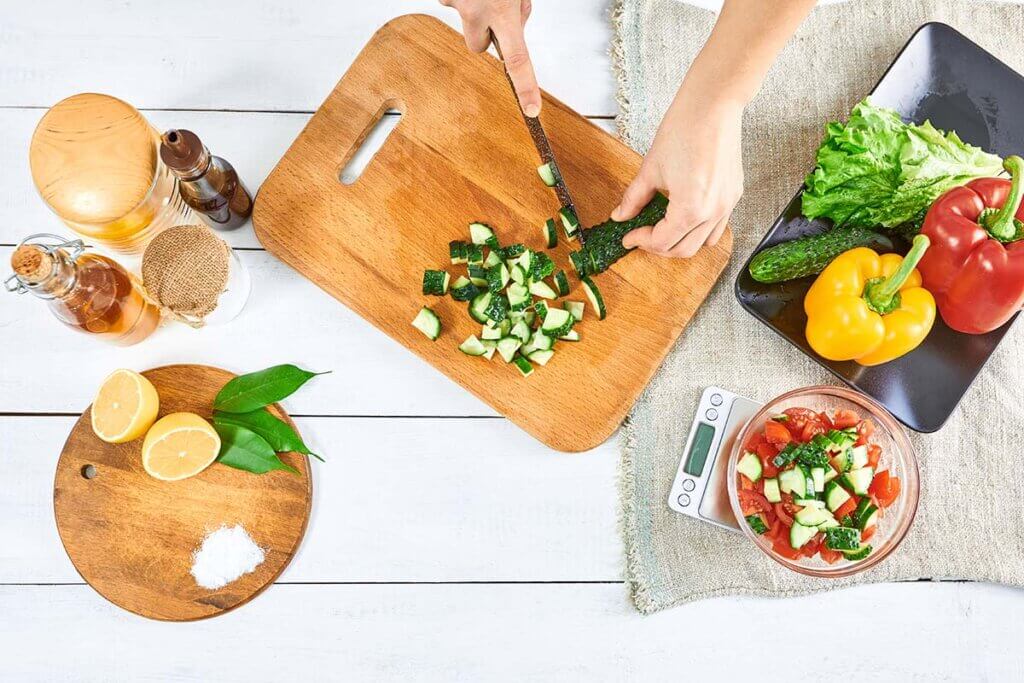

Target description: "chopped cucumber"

left=511, top=264, right=528, bottom=286
left=468, top=264, right=488, bottom=286
left=422, top=270, right=450, bottom=296
left=537, top=161, right=561, bottom=187
left=527, top=349, right=555, bottom=366
left=842, top=467, right=874, bottom=496
left=563, top=301, right=585, bottom=322
left=497, top=337, right=521, bottom=363
left=523, top=310, right=536, bottom=326
left=512, top=355, right=534, bottom=377
left=468, top=291, right=492, bottom=323
left=510, top=320, right=531, bottom=343
left=507, top=282, right=531, bottom=311
left=778, top=468, right=807, bottom=498
left=501, top=243, right=526, bottom=259
left=850, top=444, right=869, bottom=469
left=534, top=300, right=550, bottom=320
left=486, top=263, right=510, bottom=293
left=529, top=280, right=558, bottom=300
left=449, top=240, right=468, bottom=264
left=794, top=506, right=833, bottom=527
left=481, top=325, right=502, bottom=341
left=481, top=339, right=498, bottom=360
left=526, top=331, right=554, bottom=352
left=793, top=498, right=826, bottom=509
left=483, top=249, right=503, bottom=268
left=559, top=206, right=580, bottom=239
left=580, top=276, right=606, bottom=320
left=842, top=544, right=873, bottom=561
left=467, top=244, right=484, bottom=265
left=530, top=252, right=555, bottom=280
left=831, top=448, right=854, bottom=473
left=483, top=293, right=509, bottom=324
left=824, top=526, right=861, bottom=551
left=745, top=514, right=769, bottom=535
left=569, top=251, right=587, bottom=277
left=763, top=478, right=781, bottom=503
left=553, top=270, right=570, bottom=296
left=558, top=329, right=580, bottom=342
left=824, top=480, right=852, bottom=512
left=412, top=307, right=441, bottom=340
left=459, top=335, right=487, bottom=356
left=811, top=467, right=826, bottom=493
left=541, top=308, right=574, bottom=337
left=515, top=249, right=533, bottom=274
left=470, top=222, right=496, bottom=246
left=450, top=276, right=481, bottom=302
left=736, top=452, right=763, bottom=483
left=789, top=522, right=819, bottom=549
left=852, top=499, right=879, bottom=530
left=543, top=218, right=558, bottom=248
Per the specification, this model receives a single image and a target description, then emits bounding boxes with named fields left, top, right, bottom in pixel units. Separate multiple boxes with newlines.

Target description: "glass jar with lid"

left=29, top=93, right=193, bottom=253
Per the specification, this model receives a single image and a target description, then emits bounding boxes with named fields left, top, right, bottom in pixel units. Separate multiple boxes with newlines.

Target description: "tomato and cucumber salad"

left=735, top=407, right=902, bottom=564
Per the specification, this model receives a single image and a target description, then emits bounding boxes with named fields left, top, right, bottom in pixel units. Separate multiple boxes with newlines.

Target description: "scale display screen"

left=683, top=422, right=715, bottom=476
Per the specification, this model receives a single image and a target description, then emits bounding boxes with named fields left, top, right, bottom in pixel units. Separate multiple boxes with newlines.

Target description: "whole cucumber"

left=748, top=227, right=891, bottom=284
left=573, top=192, right=669, bottom=276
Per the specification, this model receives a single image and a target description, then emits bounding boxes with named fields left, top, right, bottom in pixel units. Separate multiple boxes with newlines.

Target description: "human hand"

left=612, top=93, right=744, bottom=257
left=439, top=0, right=541, bottom=117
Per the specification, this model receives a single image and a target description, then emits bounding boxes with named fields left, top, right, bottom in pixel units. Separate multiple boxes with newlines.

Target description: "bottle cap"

left=29, top=93, right=159, bottom=225
left=10, top=245, right=53, bottom=285
left=160, top=129, right=206, bottom=177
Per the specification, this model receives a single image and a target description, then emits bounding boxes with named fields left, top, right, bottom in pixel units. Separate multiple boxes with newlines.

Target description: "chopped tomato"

left=738, top=489, right=772, bottom=515
left=800, top=420, right=827, bottom=443
left=782, top=408, right=818, bottom=433
left=869, top=470, right=901, bottom=508
left=755, top=439, right=778, bottom=459
left=739, top=474, right=755, bottom=491
left=745, top=432, right=766, bottom=452
left=833, top=496, right=859, bottom=521
left=817, top=411, right=835, bottom=430
left=855, top=419, right=876, bottom=446
left=867, top=444, right=882, bottom=469
left=832, top=409, right=861, bottom=429
left=862, top=526, right=877, bottom=541
left=764, top=420, right=793, bottom=446
left=774, top=502, right=794, bottom=527
left=819, top=547, right=843, bottom=564
left=801, top=532, right=823, bottom=557
left=772, top=534, right=802, bottom=560
left=761, top=461, right=779, bottom=478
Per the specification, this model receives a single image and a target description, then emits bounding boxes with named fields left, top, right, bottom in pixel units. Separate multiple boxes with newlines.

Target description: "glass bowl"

left=727, top=385, right=919, bottom=577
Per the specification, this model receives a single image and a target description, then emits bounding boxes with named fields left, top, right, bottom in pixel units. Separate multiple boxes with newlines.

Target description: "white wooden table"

left=2, top=1, right=1022, bottom=679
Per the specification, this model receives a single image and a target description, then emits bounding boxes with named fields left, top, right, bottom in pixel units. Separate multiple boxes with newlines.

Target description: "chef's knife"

left=489, top=32, right=584, bottom=244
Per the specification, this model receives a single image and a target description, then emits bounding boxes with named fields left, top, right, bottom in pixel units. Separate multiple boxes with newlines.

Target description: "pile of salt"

left=190, top=524, right=265, bottom=590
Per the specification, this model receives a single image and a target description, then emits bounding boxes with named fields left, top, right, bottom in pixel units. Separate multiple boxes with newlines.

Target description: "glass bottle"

left=160, top=129, right=253, bottom=230
left=5, top=234, right=161, bottom=346
left=29, top=93, right=193, bottom=253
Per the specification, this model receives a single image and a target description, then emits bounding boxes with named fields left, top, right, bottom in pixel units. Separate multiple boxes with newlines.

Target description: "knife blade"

left=489, top=32, right=584, bottom=244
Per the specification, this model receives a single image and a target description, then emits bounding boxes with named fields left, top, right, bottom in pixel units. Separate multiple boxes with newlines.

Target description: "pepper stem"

left=983, top=155, right=1024, bottom=241
left=863, top=235, right=931, bottom=314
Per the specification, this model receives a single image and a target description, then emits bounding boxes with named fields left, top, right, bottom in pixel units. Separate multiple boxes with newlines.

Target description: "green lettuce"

left=801, top=99, right=1003, bottom=229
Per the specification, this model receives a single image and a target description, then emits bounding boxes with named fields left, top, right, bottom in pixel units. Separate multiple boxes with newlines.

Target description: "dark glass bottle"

left=160, top=129, right=253, bottom=230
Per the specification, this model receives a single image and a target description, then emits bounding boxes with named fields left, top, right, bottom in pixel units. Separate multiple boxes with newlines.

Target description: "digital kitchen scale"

left=668, top=387, right=764, bottom=531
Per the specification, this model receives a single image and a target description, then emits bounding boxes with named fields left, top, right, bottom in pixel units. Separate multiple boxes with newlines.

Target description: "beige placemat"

left=614, top=0, right=1024, bottom=614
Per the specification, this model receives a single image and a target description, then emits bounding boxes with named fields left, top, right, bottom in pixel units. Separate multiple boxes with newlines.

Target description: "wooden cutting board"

left=253, top=14, right=732, bottom=452
left=53, top=365, right=312, bottom=621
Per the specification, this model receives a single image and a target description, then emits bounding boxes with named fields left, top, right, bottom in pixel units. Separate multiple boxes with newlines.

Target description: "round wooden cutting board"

left=53, top=364, right=312, bottom=621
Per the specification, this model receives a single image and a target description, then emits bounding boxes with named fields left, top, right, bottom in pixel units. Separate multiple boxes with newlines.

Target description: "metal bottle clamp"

left=4, top=233, right=88, bottom=294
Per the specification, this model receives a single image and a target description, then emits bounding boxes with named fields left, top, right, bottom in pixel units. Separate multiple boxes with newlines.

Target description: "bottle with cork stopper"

left=160, top=129, right=253, bottom=231
left=5, top=234, right=161, bottom=346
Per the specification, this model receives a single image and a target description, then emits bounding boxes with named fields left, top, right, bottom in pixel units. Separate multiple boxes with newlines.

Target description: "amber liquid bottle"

left=9, top=239, right=161, bottom=346
left=160, top=129, right=252, bottom=230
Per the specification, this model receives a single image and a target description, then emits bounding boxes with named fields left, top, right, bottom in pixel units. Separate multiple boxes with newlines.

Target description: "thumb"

left=612, top=174, right=656, bottom=222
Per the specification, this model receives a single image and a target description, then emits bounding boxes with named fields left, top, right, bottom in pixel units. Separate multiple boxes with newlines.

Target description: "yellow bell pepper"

left=804, top=235, right=936, bottom=366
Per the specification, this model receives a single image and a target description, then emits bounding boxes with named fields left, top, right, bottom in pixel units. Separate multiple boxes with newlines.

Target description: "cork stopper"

left=11, top=245, right=54, bottom=284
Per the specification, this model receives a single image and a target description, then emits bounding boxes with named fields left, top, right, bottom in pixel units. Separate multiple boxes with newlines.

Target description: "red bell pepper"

left=918, top=155, right=1024, bottom=334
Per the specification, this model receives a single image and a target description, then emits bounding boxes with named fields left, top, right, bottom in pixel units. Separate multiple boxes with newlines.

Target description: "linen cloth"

left=613, top=0, right=1024, bottom=613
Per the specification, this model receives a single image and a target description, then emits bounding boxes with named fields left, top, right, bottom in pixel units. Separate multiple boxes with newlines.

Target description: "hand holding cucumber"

left=440, top=0, right=541, bottom=118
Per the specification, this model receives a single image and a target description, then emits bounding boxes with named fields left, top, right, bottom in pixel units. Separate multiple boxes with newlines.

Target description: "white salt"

left=190, top=524, right=265, bottom=590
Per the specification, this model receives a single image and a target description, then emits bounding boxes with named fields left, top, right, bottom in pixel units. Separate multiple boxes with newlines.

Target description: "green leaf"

left=214, top=423, right=299, bottom=475
left=213, top=409, right=324, bottom=462
left=213, top=364, right=327, bottom=414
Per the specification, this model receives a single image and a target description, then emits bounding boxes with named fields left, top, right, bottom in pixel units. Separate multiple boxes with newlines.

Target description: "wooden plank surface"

left=2, top=583, right=1022, bottom=681
left=254, top=15, right=731, bottom=451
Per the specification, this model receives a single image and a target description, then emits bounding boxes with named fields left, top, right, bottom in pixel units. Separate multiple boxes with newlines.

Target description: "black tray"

left=735, top=23, right=1024, bottom=433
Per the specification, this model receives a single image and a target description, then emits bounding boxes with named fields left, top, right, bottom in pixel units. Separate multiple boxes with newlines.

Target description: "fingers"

left=612, top=173, right=657, bottom=222
left=492, top=18, right=541, bottom=117
left=706, top=216, right=729, bottom=247
left=460, top=7, right=492, bottom=53
left=521, top=0, right=532, bottom=25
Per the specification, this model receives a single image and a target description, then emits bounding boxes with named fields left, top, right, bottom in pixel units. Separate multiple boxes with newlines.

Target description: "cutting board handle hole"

left=81, top=464, right=97, bottom=480
left=338, top=100, right=404, bottom=186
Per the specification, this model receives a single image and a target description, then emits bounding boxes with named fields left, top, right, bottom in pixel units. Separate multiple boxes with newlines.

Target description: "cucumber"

left=501, top=243, right=526, bottom=260
left=793, top=498, right=826, bottom=508
left=850, top=444, right=869, bottom=469
left=563, top=301, right=584, bottom=322
left=575, top=193, right=668, bottom=274
left=541, top=308, right=575, bottom=337
left=449, top=240, right=468, bottom=265
left=511, top=264, right=528, bottom=286
left=510, top=320, right=531, bottom=343
left=529, top=280, right=558, bottom=300
left=778, top=468, right=807, bottom=498
left=526, top=331, right=554, bottom=352
left=558, top=329, right=580, bottom=342
left=580, top=276, right=606, bottom=320
left=736, top=452, right=763, bottom=482
left=516, top=249, right=533, bottom=274
left=483, top=249, right=502, bottom=269
left=530, top=251, right=555, bottom=280
left=481, top=325, right=502, bottom=341
left=537, top=161, right=561, bottom=187
left=450, top=276, right=481, bottom=302
left=824, top=526, right=861, bottom=551
left=745, top=514, right=769, bottom=535
left=559, top=206, right=581, bottom=240
left=852, top=498, right=879, bottom=530
left=830, top=448, right=854, bottom=473
left=496, top=337, right=521, bottom=363
left=842, top=544, right=873, bottom=561
left=534, top=300, right=549, bottom=321
left=512, top=355, right=534, bottom=377
left=412, top=307, right=441, bottom=340
left=422, top=270, right=450, bottom=296
left=486, top=263, right=510, bottom=293
left=467, top=265, right=488, bottom=286
left=569, top=251, right=588, bottom=277
left=824, top=479, right=852, bottom=512
left=543, top=218, right=558, bottom=248
left=811, top=467, right=826, bottom=493
left=789, top=522, right=818, bottom=549
left=483, top=293, right=509, bottom=324
left=763, top=477, right=782, bottom=503
left=507, top=282, right=530, bottom=311
left=459, top=335, right=487, bottom=356
left=470, top=222, right=497, bottom=246
left=842, top=467, right=874, bottom=496
left=481, top=339, right=498, bottom=360
left=553, top=270, right=570, bottom=296
left=747, top=226, right=889, bottom=284
left=526, top=349, right=554, bottom=366
left=468, top=291, right=492, bottom=323
left=467, top=244, right=484, bottom=265
left=794, top=506, right=832, bottom=527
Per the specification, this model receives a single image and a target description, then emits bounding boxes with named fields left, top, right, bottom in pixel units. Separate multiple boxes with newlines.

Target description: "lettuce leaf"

left=801, top=99, right=1002, bottom=229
